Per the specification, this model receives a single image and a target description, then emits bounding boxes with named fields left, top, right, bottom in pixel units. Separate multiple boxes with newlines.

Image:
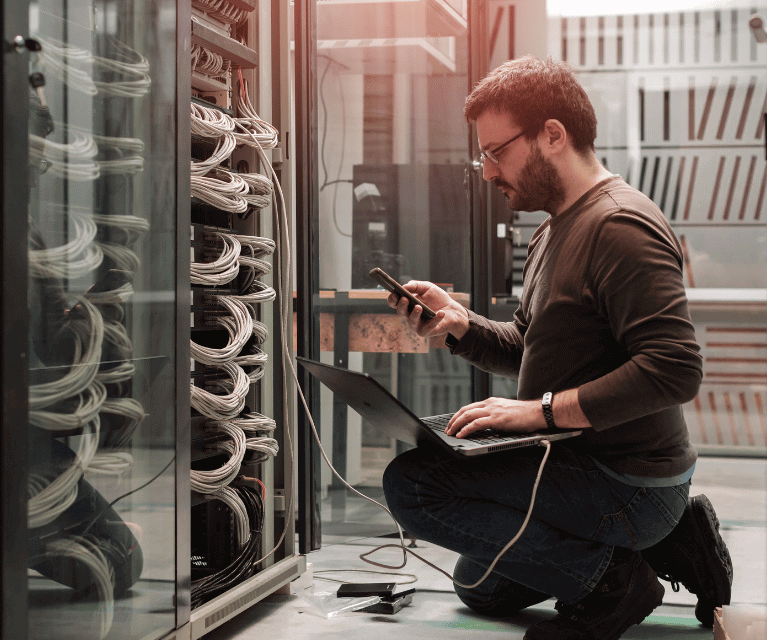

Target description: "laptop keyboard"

left=421, top=414, right=525, bottom=445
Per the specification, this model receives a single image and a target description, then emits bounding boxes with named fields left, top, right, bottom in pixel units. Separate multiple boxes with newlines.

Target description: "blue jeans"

left=382, top=444, right=690, bottom=607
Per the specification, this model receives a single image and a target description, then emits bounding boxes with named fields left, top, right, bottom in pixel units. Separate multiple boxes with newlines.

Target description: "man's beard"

left=496, top=145, right=566, bottom=215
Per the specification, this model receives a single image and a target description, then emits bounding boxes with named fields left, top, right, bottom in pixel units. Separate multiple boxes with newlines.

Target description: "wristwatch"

left=542, top=392, right=557, bottom=430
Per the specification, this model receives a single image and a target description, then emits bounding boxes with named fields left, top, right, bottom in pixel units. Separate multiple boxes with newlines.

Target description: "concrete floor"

left=205, top=455, right=767, bottom=640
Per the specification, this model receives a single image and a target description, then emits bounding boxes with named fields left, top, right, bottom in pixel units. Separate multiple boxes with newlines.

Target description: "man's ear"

left=541, top=119, right=567, bottom=154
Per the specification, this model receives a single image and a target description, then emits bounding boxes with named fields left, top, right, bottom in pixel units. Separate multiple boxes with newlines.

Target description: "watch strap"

left=542, top=392, right=557, bottom=429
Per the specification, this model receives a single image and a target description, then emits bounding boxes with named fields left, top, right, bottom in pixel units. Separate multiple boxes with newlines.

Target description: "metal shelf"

left=192, top=19, right=258, bottom=68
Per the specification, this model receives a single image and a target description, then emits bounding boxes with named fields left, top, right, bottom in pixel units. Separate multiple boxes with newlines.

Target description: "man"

left=381, top=56, right=732, bottom=640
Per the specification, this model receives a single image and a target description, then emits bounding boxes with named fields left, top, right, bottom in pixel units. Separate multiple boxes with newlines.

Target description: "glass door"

left=299, top=0, right=476, bottom=545
left=22, top=1, right=180, bottom=638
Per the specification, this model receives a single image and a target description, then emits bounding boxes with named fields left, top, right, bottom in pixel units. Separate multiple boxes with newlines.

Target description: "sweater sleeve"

left=577, top=213, right=703, bottom=430
left=446, top=308, right=526, bottom=377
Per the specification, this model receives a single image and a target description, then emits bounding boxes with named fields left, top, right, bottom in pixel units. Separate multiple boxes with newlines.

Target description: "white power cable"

left=191, top=232, right=241, bottom=286
left=191, top=296, right=253, bottom=365
left=29, top=297, right=104, bottom=411
left=190, top=361, right=249, bottom=420
left=192, top=421, right=247, bottom=493
left=29, top=380, right=107, bottom=432
left=191, top=171, right=250, bottom=214
left=29, top=132, right=101, bottom=181
left=86, top=452, right=134, bottom=476
left=191, top=133, right=237, bottom=177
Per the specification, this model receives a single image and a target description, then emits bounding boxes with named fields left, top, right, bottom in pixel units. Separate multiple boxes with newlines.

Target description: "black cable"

left=79, top=455, right=176, bottom=538
left=190, top=484, right=265, bottom=608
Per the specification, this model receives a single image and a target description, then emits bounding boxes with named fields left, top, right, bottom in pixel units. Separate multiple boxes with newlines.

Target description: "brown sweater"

left=449, top=176, right=702, bottom=477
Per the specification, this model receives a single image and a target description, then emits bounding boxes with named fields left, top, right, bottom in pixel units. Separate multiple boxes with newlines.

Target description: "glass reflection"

left=26, top=1, right=177, bottom=638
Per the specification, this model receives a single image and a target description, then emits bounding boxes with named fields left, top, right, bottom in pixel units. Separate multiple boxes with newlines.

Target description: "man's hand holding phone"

left=369, top=268, right=469, bottom=339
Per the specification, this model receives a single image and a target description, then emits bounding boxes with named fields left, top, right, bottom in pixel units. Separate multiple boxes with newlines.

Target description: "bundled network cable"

left=190, top=484, right=264, bottom=608
left=192, top=42, right=231, bottom=78
left=192, top=0, right=252, bottom=26
left=190, top=100, right=276, bottom=215
left=34, top=33, right=150, bottom=98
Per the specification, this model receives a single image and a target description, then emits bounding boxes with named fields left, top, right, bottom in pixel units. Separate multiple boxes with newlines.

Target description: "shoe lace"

left=655, top=571, right=681, bottom=592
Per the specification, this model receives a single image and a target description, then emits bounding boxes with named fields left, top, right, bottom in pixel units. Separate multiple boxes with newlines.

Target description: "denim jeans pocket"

left=593, top=482, right=690, bottom=550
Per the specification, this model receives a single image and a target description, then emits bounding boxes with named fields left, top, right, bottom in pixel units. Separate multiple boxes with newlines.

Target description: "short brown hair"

left=464, top=56, right=597, bottom=154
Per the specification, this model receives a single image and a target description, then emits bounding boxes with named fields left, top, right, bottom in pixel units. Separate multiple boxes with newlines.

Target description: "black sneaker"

left=523, top=548, right=664, bottom=640
left=641, top=494, right=733, bottom=628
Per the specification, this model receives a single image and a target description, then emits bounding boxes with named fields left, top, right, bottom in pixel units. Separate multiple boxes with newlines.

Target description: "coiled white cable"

left=28, top=417, right=100, bottom=528
left=228, top=280, right=276, bottom=304
left=190, top=362, right=249, bottom=420
left=99, top=397, right=146, bottom=449
left=191, top=171, right=249, bottom=214
left=28, top=210, right=104, bottom=280
left=34, top=34, right=98, bottom=96
left=91, top=213, right=150, bottom=245
left=86, top=452, right=134, bottom=476
left=212, top=412, right=276, bottom=434
left=44, top=535, right=115, bottom=639
left=191, top=133, right=237, bottom=177
left=29, top=132, right=101, bottom=181
left=237, top=254, right=271, bottom=277
left=191, top=232, right=241, bottom=285
left=192, top=42, right=231, bottom=77
left=191, top=296, right=253, bottom=365
left=29, top=380, right=107, bottom=432
left=97, top=241, right=141, bottom=273
left=191, top=422, right=246, bottom=493
left=239, top=234, right=276, bottom=256
left=29, top=298, right=104, bottom=411
left=92, top=52, right=151, bottom=98
left=191, top=102, right=236, bottom=138
left=192, top=0, right=249, bottom=25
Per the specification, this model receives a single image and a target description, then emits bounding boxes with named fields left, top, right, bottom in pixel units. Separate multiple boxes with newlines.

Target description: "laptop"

left=296, top=357, right=582, bottom=458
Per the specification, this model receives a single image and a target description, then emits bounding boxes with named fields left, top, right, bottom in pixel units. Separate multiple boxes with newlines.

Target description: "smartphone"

left=337, top=582, right=396, bottom=598
left=368, top=267, right=436, bottom=321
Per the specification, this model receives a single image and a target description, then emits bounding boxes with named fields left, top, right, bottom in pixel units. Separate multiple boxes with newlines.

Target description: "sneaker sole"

left=688, top=495, right=733, bottom=627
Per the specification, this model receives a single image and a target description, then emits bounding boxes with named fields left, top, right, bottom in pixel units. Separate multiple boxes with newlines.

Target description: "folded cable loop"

left=28, top=417, right=100, bottom=529
left=191, top=232, right=241, bottom=285
left=191, top=296, right=253, bottom=365
left=29, top=298, right=104, bottom=411
left=29, top=380, right=108, bottom=431
left=28, top=210, right=104, bottom=280
left=190, top=362, right=249, bottom=420
left=191, top=421, right=247, bottom=494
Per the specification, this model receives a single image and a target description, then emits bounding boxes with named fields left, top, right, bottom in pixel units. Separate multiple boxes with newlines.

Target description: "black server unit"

left=351, top=164, right=471, bottom=293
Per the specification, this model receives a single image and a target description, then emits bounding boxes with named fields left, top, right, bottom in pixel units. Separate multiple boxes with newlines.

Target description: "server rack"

left=1, top=1, right=303, bottom=639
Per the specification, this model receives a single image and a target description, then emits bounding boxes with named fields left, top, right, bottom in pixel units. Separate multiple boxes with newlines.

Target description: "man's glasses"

left=479, top=130, right=525, bottom=165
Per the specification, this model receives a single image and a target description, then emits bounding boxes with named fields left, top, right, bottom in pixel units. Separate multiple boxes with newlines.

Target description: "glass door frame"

left=2, top=1, right=32, bottom=638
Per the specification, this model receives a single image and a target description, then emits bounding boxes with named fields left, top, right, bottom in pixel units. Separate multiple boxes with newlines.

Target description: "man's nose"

left=482, top=157, right=499, bottom=182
